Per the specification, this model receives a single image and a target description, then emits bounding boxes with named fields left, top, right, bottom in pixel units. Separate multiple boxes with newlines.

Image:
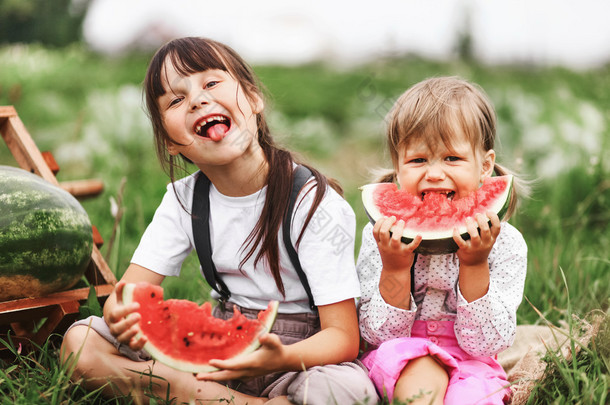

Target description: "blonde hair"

left=378, top=76, right=525, bottom=219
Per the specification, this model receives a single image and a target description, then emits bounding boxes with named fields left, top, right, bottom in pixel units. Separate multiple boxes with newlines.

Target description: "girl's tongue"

left=207, top=123, right=229, bottom=142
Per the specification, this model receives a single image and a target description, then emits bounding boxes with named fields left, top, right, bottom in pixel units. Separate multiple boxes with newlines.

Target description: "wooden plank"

left=91, top=225, right=104, bottom=248
left=0, top=284, right=113, bottom=316
left=41, top=151, right=60, bottom=174
left=0, top=112, right=58, bottom=184
left=0, top=105, right=17, bottom=119
left=32, top=301, right=81, bottom=345
left=89, top=245, right=116, bottom=285
left=60, top=179, right=105, bottom=199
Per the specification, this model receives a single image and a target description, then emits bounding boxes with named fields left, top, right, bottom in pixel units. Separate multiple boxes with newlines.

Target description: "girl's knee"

left=395, top=356, right=449, bottom=404
left=61, top=325, right=103, bottom=371
left=401, top=355, right=449, bottom=382
left=62, top=326, right=86, bottom=359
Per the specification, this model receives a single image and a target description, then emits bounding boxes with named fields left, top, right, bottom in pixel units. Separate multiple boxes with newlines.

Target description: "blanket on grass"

left=498, top=312, right=605, bottom=405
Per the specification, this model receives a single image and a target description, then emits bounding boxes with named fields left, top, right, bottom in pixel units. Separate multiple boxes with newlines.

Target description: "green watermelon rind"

left=0, top=166, right=93, bottom=300
left=122, top=283, right=279, bottom=373
left=361, top=175, right=513, bottom=255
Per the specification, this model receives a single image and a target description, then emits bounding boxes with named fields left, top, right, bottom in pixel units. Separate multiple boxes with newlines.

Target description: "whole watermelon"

left=0, top=165, right=93, bottom=301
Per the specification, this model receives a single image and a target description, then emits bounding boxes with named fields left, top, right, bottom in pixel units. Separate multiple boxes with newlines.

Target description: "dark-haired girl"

left=62, top=37, right=375, bottom=405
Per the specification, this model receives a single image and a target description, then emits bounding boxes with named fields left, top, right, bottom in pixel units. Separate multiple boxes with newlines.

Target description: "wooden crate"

left=0, top=106, right=117, bottom=351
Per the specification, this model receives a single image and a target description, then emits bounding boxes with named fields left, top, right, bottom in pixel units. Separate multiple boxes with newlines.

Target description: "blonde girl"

left=357, top=76, right=527, bottom=404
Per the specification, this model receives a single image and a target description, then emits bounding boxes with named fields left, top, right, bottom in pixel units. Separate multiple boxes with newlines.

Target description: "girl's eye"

left=205, top=80, right=219, bottom=89
left=408, top=158, right=426, bottom=164
left=446, top=156, right=461, bottom=162
left=168, top=97, right=183, bottom=107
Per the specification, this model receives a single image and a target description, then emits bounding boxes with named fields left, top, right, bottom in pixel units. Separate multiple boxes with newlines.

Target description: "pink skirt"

left=360, top=321, right=511, bottom=404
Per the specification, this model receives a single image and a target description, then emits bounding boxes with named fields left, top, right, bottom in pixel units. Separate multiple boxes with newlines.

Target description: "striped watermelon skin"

left=0, top=166, right=93, bottom=301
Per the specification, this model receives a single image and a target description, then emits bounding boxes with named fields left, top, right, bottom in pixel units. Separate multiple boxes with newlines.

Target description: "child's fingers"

left=476, top=212, right=501, bottom=245
left=487, top=211, right=501, bottom=237
left=453, top=226, right=467, bottom=249
left=114, top=281, right=126, bottom=304
left=372, top=216, right=385, bottom=241
left=465, top=216, right=481, bottom=245
left=374, top=216, right=396, bottom=244
left=107, top=302, right=140, bottom=325
left=128, top=334, right=148, bottom=351
left=391, top=222, right=421, bottom=252
left=407, top=234, right=423, bottom=251
left=379, top=216, right=396, bottom=236
left=389, top=220, right=405, bottom=247
left=453, top=225, right=463, bottom=243
left=108, top=311, right=140, bottom=336
left=258, top=332, right=282, bottom=350
left=475, top=213, right=492, bottom=241
left=116, top=324, right=139, bottom=344
left=195, top=369, right=231, bottom=381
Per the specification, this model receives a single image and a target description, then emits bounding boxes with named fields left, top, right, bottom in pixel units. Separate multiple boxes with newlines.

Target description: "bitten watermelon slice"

left=361, top=175, right=513, bottom=255
left=122, top=282, right=279, bottom=373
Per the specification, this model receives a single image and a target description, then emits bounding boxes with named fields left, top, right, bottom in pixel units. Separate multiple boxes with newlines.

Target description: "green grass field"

left=0, top=44, right=608, bottom=404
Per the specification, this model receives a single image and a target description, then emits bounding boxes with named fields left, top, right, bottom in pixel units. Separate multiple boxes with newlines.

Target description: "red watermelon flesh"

left=122, top=282, right=279, bottom=373
left=361, top=175, right=513, bottom=255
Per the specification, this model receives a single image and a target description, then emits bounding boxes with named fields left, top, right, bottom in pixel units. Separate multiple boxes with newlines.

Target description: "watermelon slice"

left=122, top=282, right=279, bottom=373
left=361, top=175, right=513, bottom=255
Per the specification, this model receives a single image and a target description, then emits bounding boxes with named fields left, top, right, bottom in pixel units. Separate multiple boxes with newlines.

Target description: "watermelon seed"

left=183, top=337, right=190, bottom=347
left=151, top=292, right=156, bottom=298
left=236, top=325, right=243, bottom=330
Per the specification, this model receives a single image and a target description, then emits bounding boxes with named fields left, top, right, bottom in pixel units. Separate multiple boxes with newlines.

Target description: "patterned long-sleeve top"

left=357, top=221, right=527, bottom=357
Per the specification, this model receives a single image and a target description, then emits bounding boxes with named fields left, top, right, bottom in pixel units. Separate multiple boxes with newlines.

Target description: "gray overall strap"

left=282, top=165, right=316, bottom=310
left=192, top=172, right=230, bottom=302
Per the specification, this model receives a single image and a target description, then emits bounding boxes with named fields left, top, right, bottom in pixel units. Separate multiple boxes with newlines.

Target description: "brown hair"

left=144, top=37, right=341, bottom=296
left=378, top=76, right=525, bottom=218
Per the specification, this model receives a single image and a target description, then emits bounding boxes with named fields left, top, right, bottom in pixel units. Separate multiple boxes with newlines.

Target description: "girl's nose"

left=190, top=92, right=209, bottom=110
left=425, top=162, right=445, bottom=181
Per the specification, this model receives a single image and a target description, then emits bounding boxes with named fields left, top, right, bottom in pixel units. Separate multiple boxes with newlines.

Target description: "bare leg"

left=394, top=355, right=448, bottom=405
left=61, top=325, right=265, bottom=405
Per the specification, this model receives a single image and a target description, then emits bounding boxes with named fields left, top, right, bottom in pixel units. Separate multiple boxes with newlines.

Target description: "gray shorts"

left=67, top=302, right=377, bottom=404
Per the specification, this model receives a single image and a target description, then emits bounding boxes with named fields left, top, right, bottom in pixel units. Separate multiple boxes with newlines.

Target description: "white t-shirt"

left=131, top=171, right=361, bottom=313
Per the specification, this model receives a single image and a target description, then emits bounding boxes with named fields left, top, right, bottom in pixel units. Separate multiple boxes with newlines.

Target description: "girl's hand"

left=373, top=216, right=422, bottom=273
left=454, top=211, right=501, bottom=267
left=195, top=333, right=287, bottom=381
left=106, top=281, right=148, bottom=351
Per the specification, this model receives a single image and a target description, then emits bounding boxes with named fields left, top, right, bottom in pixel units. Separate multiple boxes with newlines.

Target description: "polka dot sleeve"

left=454, top=222, right=528, bottom=356
left=357, top=223, right=417, bottom=346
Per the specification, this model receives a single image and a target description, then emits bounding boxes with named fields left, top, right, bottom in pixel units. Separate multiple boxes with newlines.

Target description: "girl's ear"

left=249, top=92, right=264, bottom=114
left=480, top=149, right=496, bottom=181
left=166, top=140, right=179, bottom=156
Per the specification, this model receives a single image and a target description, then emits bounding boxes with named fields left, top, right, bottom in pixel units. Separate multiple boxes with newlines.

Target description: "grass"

left=515, top=270, right=610, bottom=405
left=526, top=311, right=610, bottom=404
left=0, top=334, right=107, bottom=404
left=0, top=43, right=609, bottom=403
